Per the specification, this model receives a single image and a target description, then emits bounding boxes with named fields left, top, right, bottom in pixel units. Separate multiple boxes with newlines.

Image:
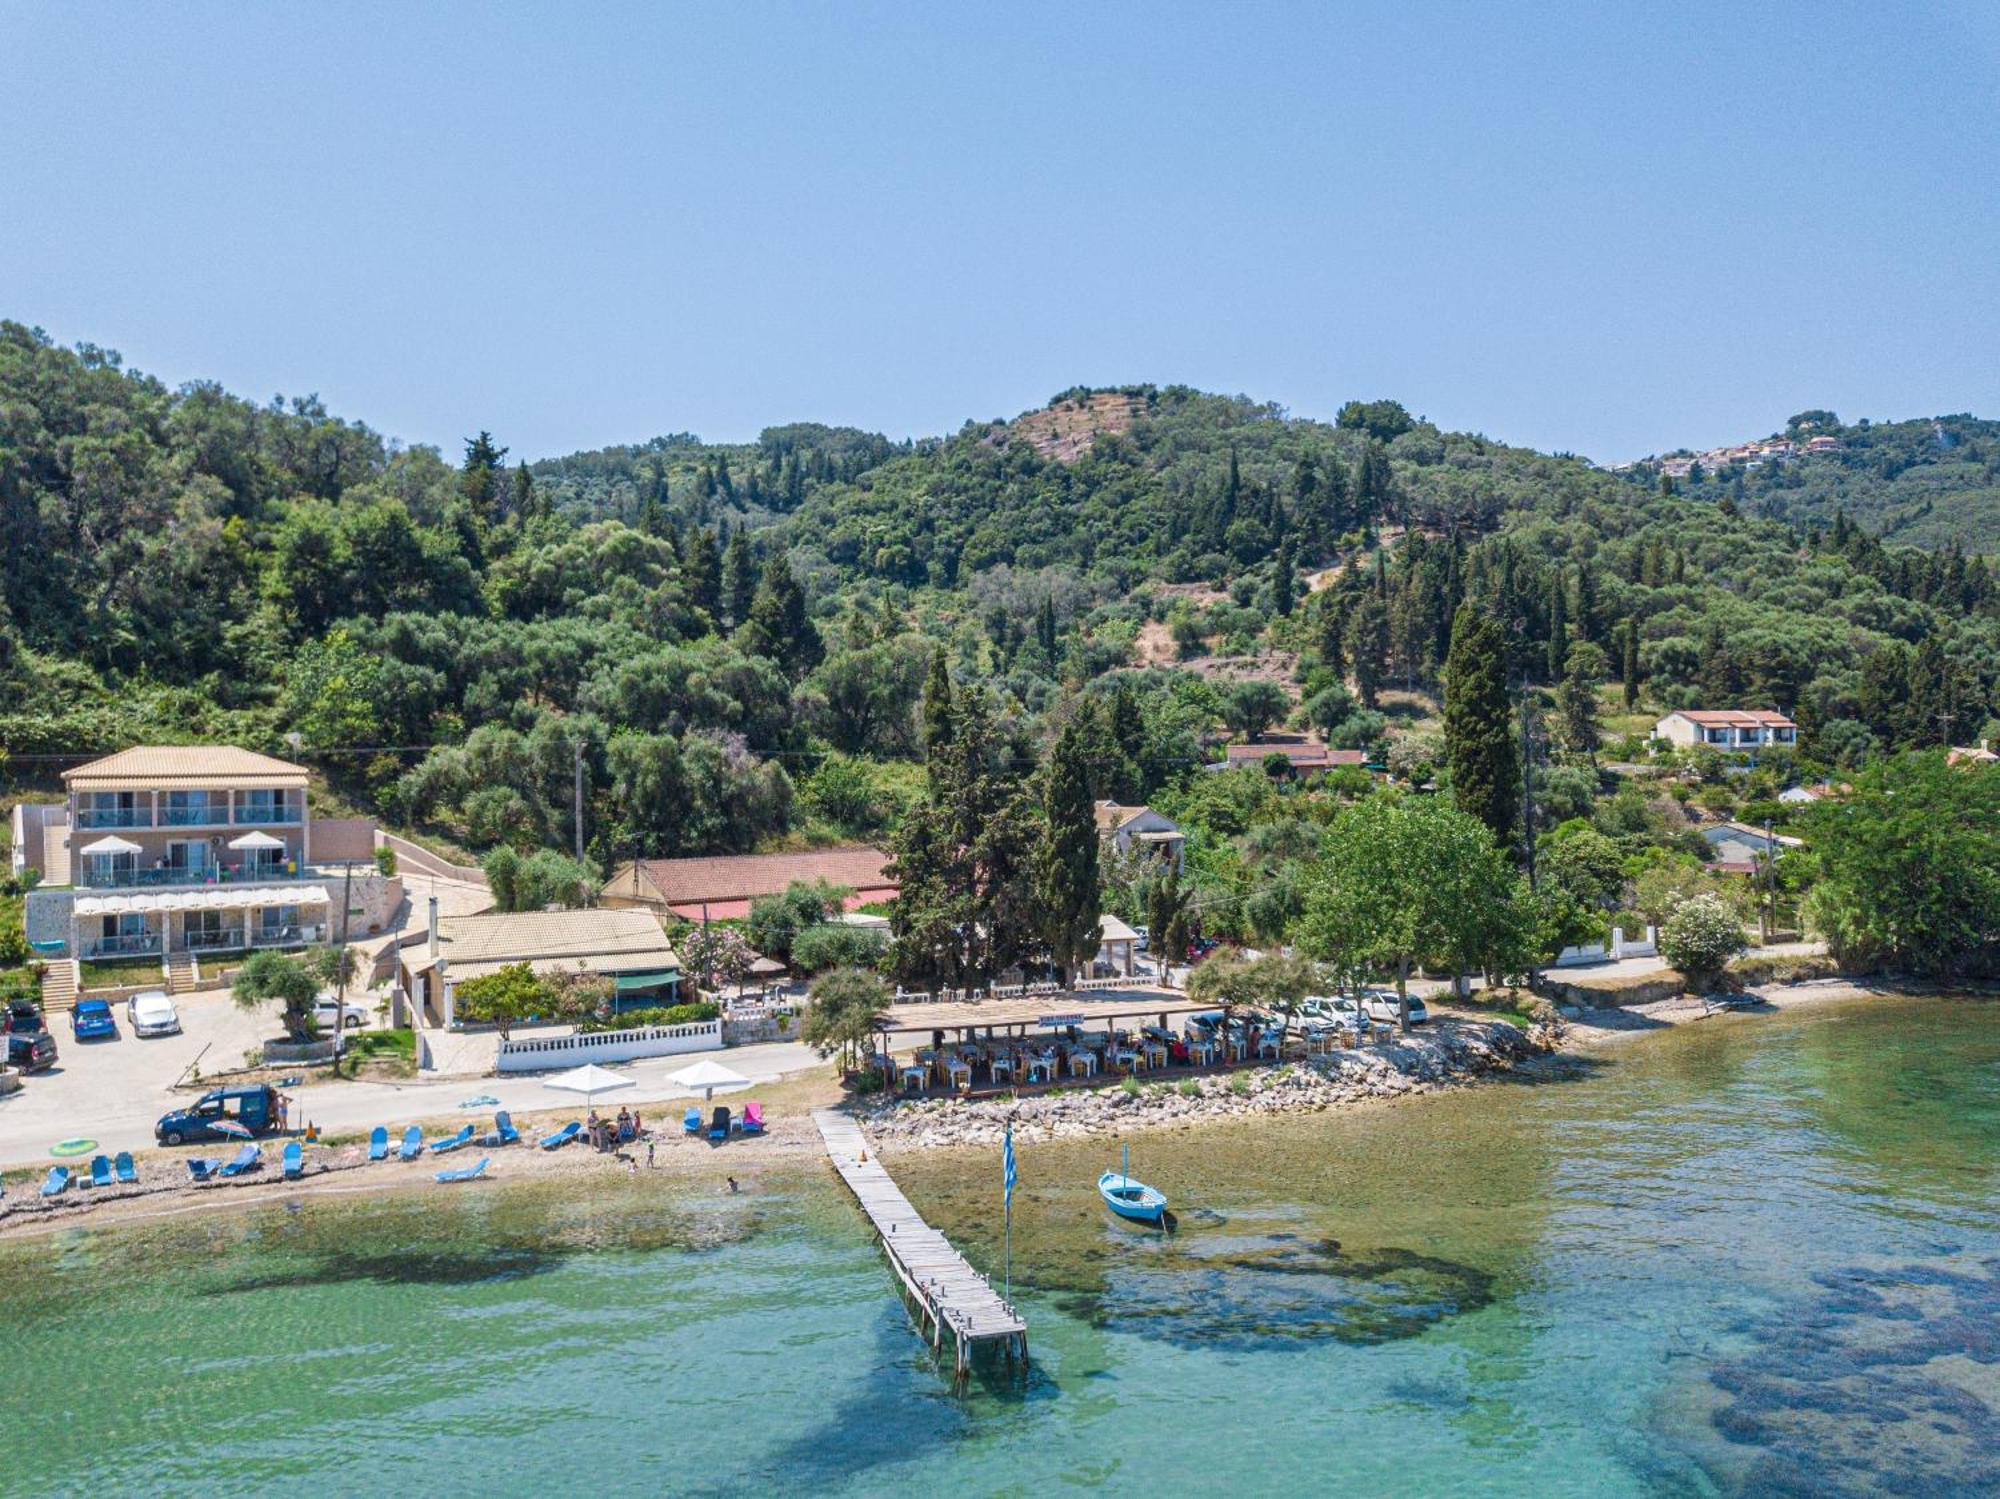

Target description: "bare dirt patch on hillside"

left=984, top=390, right=1149, bottom=464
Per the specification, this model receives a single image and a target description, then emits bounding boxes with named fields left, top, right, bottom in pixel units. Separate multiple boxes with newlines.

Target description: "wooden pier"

left=812, top=1109, right=1027, bottom=1383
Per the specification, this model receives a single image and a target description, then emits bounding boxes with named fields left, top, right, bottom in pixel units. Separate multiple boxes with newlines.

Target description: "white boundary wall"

left=494, top=1020, right=722, bottom=1072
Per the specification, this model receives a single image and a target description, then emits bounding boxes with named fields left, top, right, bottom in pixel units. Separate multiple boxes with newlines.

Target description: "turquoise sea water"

left=2, top=994, right=1996, bottom=1497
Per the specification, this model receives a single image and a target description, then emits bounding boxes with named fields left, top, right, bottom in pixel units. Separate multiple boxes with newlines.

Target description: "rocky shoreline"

left=857, top=1018, right=1552, bottom=1150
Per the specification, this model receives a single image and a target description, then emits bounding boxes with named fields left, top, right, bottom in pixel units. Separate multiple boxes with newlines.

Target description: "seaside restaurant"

left=865, top=993, right=1354, bottom=1096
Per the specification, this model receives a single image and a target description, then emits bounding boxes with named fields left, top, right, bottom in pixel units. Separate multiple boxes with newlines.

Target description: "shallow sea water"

left=2, top=994, right=1995, bottom=1497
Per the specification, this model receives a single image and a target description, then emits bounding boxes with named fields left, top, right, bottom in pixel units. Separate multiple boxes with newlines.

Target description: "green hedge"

left=581, top=1000, right=720, bottom=1033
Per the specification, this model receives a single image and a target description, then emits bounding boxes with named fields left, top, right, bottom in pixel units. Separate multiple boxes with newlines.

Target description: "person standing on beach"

left=646, top=1140, right=656, bottom=1169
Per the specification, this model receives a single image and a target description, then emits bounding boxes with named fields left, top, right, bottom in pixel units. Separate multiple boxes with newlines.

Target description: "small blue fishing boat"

left=1098, top=1144, right=1167, bottom=1224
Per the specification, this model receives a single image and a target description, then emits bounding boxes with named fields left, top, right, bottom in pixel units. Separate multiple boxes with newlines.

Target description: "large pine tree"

left=1443, top=602, right=1519, bottom=847
left=1039, top=714, right=1101, bottom=985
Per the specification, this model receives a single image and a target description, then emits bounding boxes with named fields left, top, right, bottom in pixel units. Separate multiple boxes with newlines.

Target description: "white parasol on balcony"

left=227, top=831, right=286, bottom=851
left=79, top=835, right=143, bottom=856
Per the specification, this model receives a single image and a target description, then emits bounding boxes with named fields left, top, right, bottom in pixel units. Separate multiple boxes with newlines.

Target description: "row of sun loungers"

left=682, top=1102, right=765, bottom=1140
left=19, top=1100, right=764, bottom=1204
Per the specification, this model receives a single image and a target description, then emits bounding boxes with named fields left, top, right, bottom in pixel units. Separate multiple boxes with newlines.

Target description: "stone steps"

left=40, top=959, right=78, bottom=1013
left=166, top=951, right=199, bottom=995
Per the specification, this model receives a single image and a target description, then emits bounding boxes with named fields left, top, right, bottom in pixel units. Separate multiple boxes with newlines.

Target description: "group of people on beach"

left=586, top=1108, right=641, bottom=1153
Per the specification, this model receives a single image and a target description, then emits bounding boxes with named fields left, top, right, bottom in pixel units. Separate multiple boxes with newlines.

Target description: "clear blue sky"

left=4, top=3, right=1997, bottom=464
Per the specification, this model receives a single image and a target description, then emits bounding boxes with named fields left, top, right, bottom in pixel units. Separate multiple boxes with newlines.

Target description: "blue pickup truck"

left=155, top=1085, right=288, bottom=1146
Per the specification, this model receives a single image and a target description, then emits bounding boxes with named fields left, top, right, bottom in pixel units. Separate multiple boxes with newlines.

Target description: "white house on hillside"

left=1093, top=802, right=1184, bottom=871
left=1654, top=710, right=1797, bottom=751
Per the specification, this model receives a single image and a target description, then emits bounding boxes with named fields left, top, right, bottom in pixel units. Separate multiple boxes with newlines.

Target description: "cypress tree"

left=1350, top=598, right=1389, bottom=708
left=1039, top=714, right=1101, bottom=986
left=1622, top=619, right=1641, bottom=709
left=742, top=555, right=822, bottom=677
left=722, top=530, right=755, bottom=628
left=682, top=527, right=722, bottom=615
left=921, top=646, right=954, bottom=758
left=1545, top=571, right=1568, bottom=683
left=1442, top=603, right=1519, bottom=847
left=1273, top=536, right=1298, bottom=617
left=1316, top=595, right=1347, bottom=679
left=1036, top=593, right=1059, bottom=663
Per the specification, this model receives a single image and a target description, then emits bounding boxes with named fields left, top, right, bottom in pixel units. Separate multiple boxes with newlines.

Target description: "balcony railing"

left=76, top=809, right=152, bottom=830
left=234, top=805, right=303, bottom=825
left=82, top=932, right=161, bottom=959
left=77, top=859, right=320, bottom=890
left=161, top=806, right=227, bottom=827
left=185, top=927, right=247, bottom=951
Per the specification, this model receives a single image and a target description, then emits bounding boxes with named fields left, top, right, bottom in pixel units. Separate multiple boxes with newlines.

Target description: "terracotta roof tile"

left=632, top=847, right=896, bottom=905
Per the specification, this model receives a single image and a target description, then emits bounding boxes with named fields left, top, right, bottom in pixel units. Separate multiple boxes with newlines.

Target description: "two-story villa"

left=31, top=747, right=351, bottom=967
left=1652, top=710, right=1797, bottom=752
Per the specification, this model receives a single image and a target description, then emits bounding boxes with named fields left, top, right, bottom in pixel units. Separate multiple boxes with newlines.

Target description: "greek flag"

left=1003, top=1125, right=1017, bottom=1210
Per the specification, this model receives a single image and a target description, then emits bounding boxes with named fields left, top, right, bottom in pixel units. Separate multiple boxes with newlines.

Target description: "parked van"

left=154, top=1085, right=289, bottom=1146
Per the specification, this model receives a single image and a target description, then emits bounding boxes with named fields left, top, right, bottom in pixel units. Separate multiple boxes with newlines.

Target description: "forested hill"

left=5, top=318, right=2000, bottom=875
left=1634, top=411, right=2000, bottom=551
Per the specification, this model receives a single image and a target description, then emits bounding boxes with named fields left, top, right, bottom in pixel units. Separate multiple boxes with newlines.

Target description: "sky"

left=3, top=3, right=1997, bottom=465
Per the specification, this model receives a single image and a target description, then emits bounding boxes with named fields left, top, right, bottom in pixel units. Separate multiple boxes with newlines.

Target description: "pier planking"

left=812, top=1110, right=1026, bottom=1377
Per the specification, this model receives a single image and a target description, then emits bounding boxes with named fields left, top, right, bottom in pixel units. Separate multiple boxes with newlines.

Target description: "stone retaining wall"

left=858, top=1019, right=1547, bottom=1150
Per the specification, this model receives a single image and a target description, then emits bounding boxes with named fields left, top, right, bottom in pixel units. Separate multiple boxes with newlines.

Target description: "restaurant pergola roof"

left=876, top=989, right=1217, bottom=1039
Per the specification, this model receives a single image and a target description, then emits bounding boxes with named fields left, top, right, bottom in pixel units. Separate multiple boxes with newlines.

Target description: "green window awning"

left=614, top=970, right=681, bottom=994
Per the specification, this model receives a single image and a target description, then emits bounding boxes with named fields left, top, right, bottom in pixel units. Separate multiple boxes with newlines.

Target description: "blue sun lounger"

left=114, top=1151, right=137, bottom=1185
left=539, top=1121, right=581, bottom=1150
left=217, top=1143, right=261, bottom=1178
left=398, top=1125, right=423, bottom=1161
left=368, top=1126, right=389, bottom=1161
left=88, top=1154, right=113, bottom=1189
left=40, top=1166, right=70, bottom=1197
left=186, top=1158, right=217, bottom=1183
left=491, top=1111, right=520, bottom=1146
left=683, top=1106, right=702, bottom=1136
left=429, top=1125, right=475, bottom=1154
left=435, top=1157, right=489, bottom=1184
left=283, top=1141, right=304, bottom=1180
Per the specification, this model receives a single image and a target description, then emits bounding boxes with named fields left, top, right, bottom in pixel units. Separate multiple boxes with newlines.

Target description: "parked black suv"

left=4, top=1030, right=57, bottom=1072
left=4, top=998, right=45, bottom=1034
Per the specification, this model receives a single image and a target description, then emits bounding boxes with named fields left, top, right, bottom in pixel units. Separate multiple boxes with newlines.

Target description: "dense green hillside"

left=4, top=319, right=1999, bottom=893
left=1637, top=412, right=2000, bottom=550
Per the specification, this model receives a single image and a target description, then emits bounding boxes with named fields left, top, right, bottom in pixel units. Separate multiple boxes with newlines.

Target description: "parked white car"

left=125, top=990, right=182, bottom=1037
left=312, top=997, right=372, bottom=1031
left=1358, top=988, right=1430, bottom=1026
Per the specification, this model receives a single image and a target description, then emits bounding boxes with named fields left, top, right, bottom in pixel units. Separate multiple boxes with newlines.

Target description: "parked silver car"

left=126, top=990, right=182, bottom=1037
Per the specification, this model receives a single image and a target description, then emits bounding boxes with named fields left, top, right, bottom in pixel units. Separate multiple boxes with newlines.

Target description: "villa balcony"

left=234, top=805, right=303, bottom=825
left=185, top=924, right=316, bottom=952
left=76, top=808, right=152, bottom=830
left=82, top=932, right=162, bottom=959
left=76, top=860, right=323, bottom=891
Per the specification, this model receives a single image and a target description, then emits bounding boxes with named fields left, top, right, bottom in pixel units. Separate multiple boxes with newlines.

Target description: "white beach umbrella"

left=542, top=1063, right=635, bottom=1114
left=667, top=1059, right=751, bottom=1100
left=227, top=830, right=286, bottom=851
left=79, top=835, right=143, bottom=857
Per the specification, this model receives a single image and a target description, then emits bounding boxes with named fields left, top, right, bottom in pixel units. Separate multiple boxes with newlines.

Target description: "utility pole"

left=1762, top=818, right=1777, bottom=943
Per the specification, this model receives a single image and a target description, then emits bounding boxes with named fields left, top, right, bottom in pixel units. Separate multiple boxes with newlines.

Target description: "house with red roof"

left=602, top=847, right=897, bottom=922
left=1653, top=710, right=1797, bottom=752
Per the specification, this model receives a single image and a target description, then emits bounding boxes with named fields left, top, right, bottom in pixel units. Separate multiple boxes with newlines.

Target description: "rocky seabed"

left=859, top=1020, right=1552, bottom=1150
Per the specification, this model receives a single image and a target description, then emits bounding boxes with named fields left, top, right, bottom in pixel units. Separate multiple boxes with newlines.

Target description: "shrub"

left=790, top=921, right=884, bottom=974
left=373, top=845, right=398, bottom=878
left=583, top=1000, right=720, bottom=1032
left=1660, top=893, right=1750, bottom=987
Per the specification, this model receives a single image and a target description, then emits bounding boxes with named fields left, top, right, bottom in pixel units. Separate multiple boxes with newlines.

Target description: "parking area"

left=0, top=986, right=277, bottom=1166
